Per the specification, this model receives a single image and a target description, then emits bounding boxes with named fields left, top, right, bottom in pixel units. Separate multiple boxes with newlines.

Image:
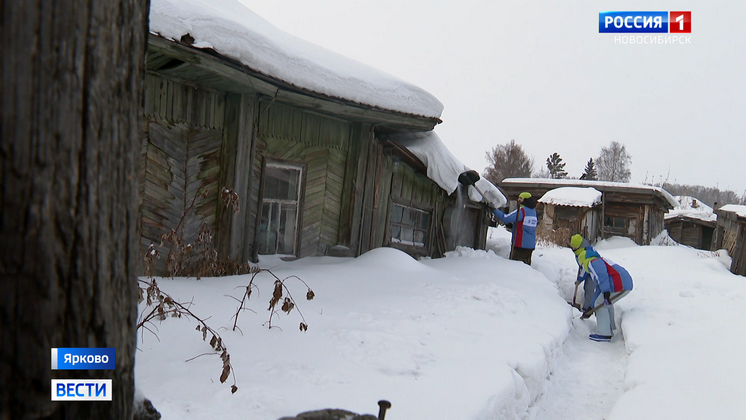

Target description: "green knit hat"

left=570, top=234, right=584, bottom=250
left=518, top=192, right=532, bottom=199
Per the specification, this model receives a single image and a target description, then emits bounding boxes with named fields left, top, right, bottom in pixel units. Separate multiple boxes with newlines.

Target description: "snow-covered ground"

left=135, top=227, right=746, bottom=419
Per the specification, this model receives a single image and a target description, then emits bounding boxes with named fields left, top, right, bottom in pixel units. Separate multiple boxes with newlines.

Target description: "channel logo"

left=599, top=11, right=691, bottom=33
left=51, top=348, right=115, bottom=370
left=52, top=379, right=112, bottom=401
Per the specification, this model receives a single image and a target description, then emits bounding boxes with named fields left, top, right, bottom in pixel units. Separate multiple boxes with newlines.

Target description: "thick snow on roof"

left=390, top=131, right=507, bottom=209
left=149, top=0, right=444, bottom=119
left=502, top=178, right=679, bottom=208
left=719, top=204, right=746, bottom=218
left=666, top=196, right=716, bottom=223
left=538, top=187, right=602, bottom=208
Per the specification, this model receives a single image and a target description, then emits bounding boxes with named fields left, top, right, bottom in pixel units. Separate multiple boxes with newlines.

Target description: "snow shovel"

left=580, top=292, right=624, bottom=319
left=457, top=170, right=489, bottom=204
left=568, top=267, right=582, bottom=310
left=568, top=282, right=582, bottom=310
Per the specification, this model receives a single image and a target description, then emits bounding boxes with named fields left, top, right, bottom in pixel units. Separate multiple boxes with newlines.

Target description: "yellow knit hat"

left=518, top=192, right=532, bottom=199
left=570, top=234, right=584, bottom=250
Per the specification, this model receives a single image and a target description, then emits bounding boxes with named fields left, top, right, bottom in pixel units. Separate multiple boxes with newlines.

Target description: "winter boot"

left=589, top=334, right=612, bottom=342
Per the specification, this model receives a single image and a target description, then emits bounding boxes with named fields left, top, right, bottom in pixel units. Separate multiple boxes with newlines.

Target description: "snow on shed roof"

left=388, top=131, right=507, bottom=209
left=149, top=0, right=444, bottom=119
left=719, top=204, right=746, bottom=219
left=501, top=178, right=679, bottom=208
left=538, top=187, right=602, bottom=208
left=665, top=196, right=716, bottom=223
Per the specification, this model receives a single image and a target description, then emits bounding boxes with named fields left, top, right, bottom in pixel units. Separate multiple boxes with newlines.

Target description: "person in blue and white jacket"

left=571, top=234, right=634, bottom=342
left=493, top=192, right=538, bottom=265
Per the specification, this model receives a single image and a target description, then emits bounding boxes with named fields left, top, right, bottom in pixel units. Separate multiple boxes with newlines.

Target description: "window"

left=259, top=163, right=302, bottom=255
left=604, top=216, right=626, bottom=229
left=390, top=204, right=430, bottom=248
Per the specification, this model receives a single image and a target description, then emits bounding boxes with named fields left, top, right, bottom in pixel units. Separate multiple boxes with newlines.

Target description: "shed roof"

left=149, top=0, right=443, bottom=120
left=665, top=196, right=717, bottom=223
left=538, top=187, right=602, bottom=208
left=500, top=178, right=678, bottom=209
left=718, top=204, right=746, bottom=219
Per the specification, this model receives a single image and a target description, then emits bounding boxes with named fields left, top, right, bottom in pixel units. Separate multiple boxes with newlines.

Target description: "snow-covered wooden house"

left=141, top=0, right=504, bottom=272
left=498, top=179, right=677, bottom=246
left=537, top=187, right=603, bottom=246
left=664, top=196, right=717, bottom=250
left=713, top=205, right=746, bottom=276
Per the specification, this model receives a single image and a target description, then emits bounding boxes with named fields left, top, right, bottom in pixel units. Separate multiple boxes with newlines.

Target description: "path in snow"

left=526, top=315, right=628, bottom=420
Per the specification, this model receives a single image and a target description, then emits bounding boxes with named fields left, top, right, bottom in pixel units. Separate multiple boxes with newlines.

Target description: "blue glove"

left=603, top=291, right=612, bottom=306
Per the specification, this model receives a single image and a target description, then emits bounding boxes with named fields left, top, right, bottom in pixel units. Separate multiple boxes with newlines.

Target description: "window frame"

left=257, top=161, right=304, bottom=256
left=388, top=202, right=432, bottom=250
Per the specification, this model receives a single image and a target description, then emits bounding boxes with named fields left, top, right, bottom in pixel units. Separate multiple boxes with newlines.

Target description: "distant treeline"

left=658, top=183, right=746, bottom=207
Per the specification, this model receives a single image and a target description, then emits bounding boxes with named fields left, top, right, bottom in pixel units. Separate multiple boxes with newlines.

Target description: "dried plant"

left=137, top=277, right=238, bottom=394
left=229, top=269, right=315, bottom=332
left=144, top=184, right=252, bottom=279
left=137, top=184, right=317, bottom=395
left=536, top=223, right=572, bottom=248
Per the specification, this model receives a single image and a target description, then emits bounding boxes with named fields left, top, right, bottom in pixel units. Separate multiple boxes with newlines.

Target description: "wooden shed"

left=499, top=179, right=678, bottom=245
left=664, top=196, right=716, bottom=250
left=141, top=3, right=496, bottom=274
left=537, top=187, right=603, bottom=246
left=713, top=205, right=746, bottom=276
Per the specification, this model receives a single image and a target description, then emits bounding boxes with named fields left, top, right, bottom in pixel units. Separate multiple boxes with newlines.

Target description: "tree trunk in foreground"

left=1, top=0, right=149, bottom=418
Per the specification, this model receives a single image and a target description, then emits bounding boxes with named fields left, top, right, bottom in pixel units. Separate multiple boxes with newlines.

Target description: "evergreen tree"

left=580, top=158, right=598, bottom=180
left=484, top=139, right=534, bottom=184
left=546, top=152, right=568, bottom=179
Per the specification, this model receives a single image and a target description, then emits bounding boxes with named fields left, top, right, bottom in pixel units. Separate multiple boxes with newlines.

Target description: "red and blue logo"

left=599, top=11, right=691, bottom=33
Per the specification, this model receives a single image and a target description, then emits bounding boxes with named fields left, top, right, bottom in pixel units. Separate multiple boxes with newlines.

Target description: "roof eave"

left=147, top=34, right=441, bottom=132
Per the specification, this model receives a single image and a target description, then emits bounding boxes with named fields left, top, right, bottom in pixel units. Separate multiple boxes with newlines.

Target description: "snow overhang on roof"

left=538, top=187, right=602, bottom=208
left=665, top=196, right=717, bottom=223
left=149, top=0, right=444, bottom=120
left=718, top=204, right=746, bottom=219
left=501, top=178, right=679, bottom=209
left=388, top=131, right=507, bottom=209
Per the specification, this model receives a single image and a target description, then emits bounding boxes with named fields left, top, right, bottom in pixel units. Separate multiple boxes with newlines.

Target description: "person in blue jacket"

left=493, top=192, right=538, bottom=265
left=571, top=234, right=634, bottom=342
left=571, top=235, right=598, bottom=312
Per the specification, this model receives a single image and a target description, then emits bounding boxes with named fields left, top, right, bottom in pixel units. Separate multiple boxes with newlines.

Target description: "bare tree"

left=483, top=139, right=534, bottom=184
left=597, top=141, right=632, bottom=182
left=1, top=0, right=149, bottom=418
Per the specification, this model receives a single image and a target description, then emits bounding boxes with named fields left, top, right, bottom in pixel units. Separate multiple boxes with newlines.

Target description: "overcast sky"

left=238, top=0, right=746, bottom=196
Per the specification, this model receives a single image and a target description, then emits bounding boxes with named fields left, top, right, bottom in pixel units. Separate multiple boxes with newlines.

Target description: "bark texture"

left=1, top=0, right=149, bottom=418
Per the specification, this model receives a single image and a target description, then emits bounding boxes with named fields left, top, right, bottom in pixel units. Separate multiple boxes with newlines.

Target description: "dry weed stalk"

left=230, top=269, right=315, bottom=332
left=137, top=276, right=238, bottom=394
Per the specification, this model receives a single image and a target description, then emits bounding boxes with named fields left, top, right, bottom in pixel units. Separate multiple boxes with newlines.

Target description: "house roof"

left=538, top=187, right=602, bottom=208
left=149, top=0, right=443, bottom=121
left=665, top=196, right=717, bottom=223
left=387, top=131, right=507, bottom=208
left=718, top=204, right=746, bottom=219
left=500, top=178, right=679, bottom=209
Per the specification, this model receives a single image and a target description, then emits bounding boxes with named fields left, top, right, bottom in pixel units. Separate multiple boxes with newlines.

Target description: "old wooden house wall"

left=601, top=201, right=644, bottom=244
left=253, top=101, right=351, bottom=259
left=355, top=141, right=451, bottom=258
left=540, top=206, right=601, bottom=245
left=645, top=203, right=667, bottom=244
left=387, top=159, right=449, bottom=258
left=140, top=73, right=226, bottom=273
left=666, top=219, right=708, bottom=249
left=715, top=214, right=746, bottom=276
